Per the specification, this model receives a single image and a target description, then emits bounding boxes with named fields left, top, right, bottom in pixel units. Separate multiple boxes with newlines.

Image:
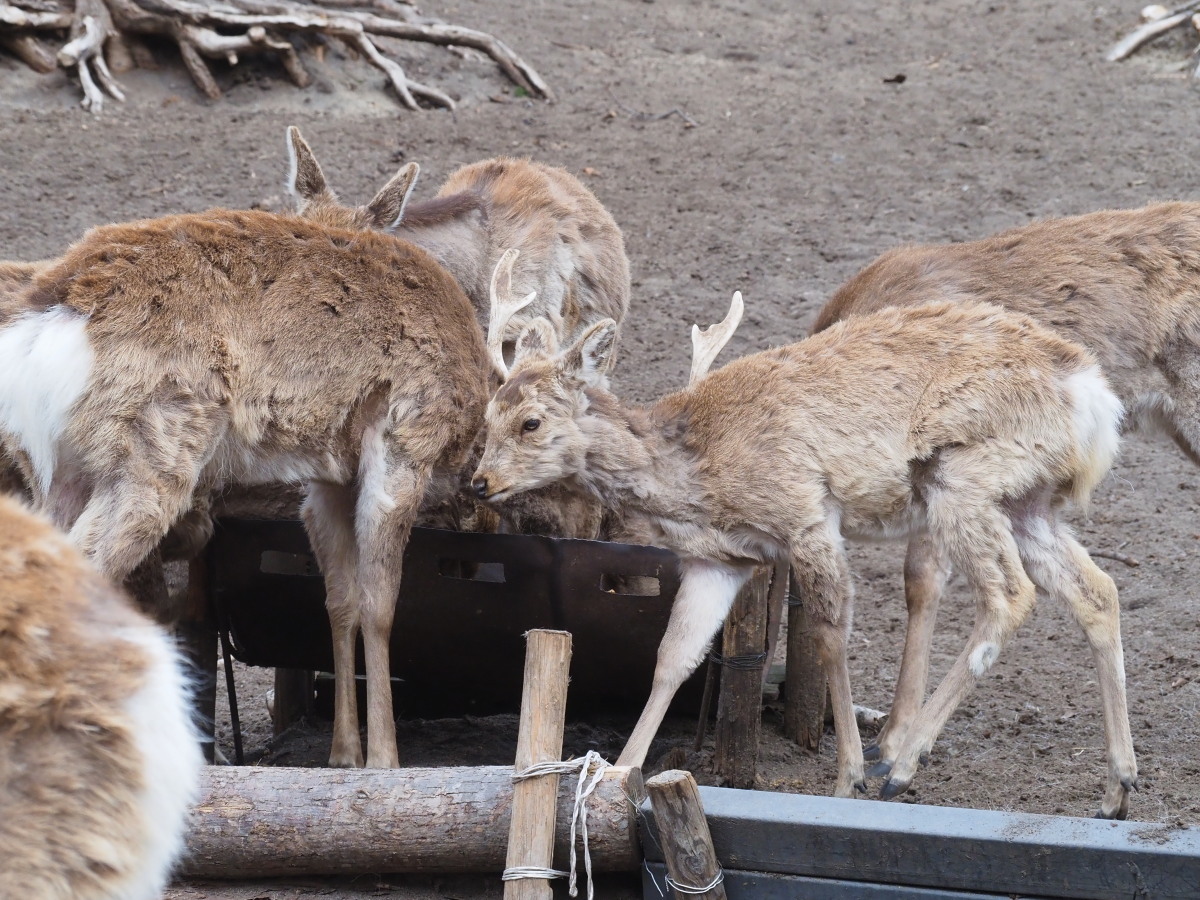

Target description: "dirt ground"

left=5, top=0, right=1200, bottom=897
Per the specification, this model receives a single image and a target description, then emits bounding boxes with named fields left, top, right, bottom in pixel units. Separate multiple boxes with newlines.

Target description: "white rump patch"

left=0, top=308, right=93, bottom=493
left=968, top=641, right=1000, bottom=677
left=1063, top=367, right=1123, bottom=503
left=117, top=624, right=203, bottom=900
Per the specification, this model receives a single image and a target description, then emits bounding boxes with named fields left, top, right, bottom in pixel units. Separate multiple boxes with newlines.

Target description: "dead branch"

left=1107, top=2, right=1200, bottom=63
left=0, top=0, right=551, bottom=113
left=1089, top=548, right=1142, bottom=568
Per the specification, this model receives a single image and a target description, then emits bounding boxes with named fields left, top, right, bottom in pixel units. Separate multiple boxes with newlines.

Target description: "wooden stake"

left=272, top=668, right=313, bottom=736
left=504, top=629, right=573, bottom=900
left=784, top=567, right=827, bottom=751
left=177, top=554, right=217, bottom=763
left=645, top=770, right=727, bottom=900
left=713, top=567, right=769, bottom=788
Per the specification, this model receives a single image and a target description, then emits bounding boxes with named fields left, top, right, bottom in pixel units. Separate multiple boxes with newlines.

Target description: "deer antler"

left=487, top=248, right=537, bottom=380
left=689, top=291, right=744, bottom=385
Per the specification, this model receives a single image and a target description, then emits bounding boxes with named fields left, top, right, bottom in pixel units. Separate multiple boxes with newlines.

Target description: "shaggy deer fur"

left=812, top=201, right=1200, bottom=790
left=0, top=496, right=201, bottom=899
left=0, top=205, right=489, bottom=770
left=473, top=300, right=1137, bottom=818
left=286, top=127, right=631, bottom=539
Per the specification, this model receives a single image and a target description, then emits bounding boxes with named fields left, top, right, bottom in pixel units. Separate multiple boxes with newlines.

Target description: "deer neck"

left=572, top=389, right=700, bottom=525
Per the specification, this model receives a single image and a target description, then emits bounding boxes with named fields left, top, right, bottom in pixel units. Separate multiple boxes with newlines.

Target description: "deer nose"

left=472, top=476, right=489, bottom=499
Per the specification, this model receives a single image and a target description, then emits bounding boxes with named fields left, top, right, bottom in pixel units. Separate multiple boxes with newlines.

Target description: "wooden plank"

left=643, top=863, right=1050, bottom=900
left=646, top=770, right=727, bottom=899
left=641, top=789, right=1200, bottom=900
left=713, top=567, right=769, bottom=788
left=184, top=765, right=641, bottom=877
left=504, top=629, right=573, bottom=900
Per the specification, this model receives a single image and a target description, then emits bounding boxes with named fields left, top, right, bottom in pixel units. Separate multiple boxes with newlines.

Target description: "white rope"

left=666, top=869, right=725, bottom=895
left=644, top=860, right=726, bottom=897
left=502, top=749, right=610, bottom=900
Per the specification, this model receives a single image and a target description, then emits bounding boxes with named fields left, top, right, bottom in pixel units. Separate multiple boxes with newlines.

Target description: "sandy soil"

left=4, top=1, right=1200, bottom=897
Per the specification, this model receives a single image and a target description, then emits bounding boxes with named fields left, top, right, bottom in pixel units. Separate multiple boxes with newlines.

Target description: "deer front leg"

left=865, top=532, right=951, bottom=775
left=616, top=559, right=753, bottom=768
left=791, top=523, right=865, bottom=798
left=355, top=440, right=431, bottom=770
left=302, top=481, right=363, bottom=768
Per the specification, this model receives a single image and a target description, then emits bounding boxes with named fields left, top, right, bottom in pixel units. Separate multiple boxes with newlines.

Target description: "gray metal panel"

left=640, top=789, right=1200, bottom=900
left=641, top=863, right=1051, bottom=900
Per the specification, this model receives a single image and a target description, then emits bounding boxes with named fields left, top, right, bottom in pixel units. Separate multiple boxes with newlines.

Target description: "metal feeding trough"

left=208, top=517, right=705, bottom=719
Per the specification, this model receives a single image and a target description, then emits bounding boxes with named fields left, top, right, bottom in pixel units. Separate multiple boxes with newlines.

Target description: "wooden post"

left=177, top=555, right=217, bottom=763
left=712, top=566, right=769, bottom=788
left=504, top=629, right=573, bottom=900
left=784, top=567, right=827, bottom=751
left=272, top=668, right=313, bottom=735
left=645, top=769, right=727, bottom=900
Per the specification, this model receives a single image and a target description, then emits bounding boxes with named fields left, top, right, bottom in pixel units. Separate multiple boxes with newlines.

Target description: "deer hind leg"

left=879, top=485, right=1037, bottom=801
left=302, top=480, right=363, bottom=768
left=354, top=425, right=433, bottom=770
left=616, top=559, right=752, bottom=768
left=865, top=532, right=951, bottom=775
left=791, top=520, right=866, bottom=798
left=1012, top=510, right=1137, bottom=819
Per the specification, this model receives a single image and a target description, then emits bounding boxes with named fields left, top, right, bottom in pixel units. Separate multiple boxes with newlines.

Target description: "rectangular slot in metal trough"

left=208, top=517, right=701, bottom=718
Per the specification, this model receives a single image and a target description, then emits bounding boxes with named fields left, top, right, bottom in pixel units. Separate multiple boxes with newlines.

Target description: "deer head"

left=285, top=125, right=420, bottom=232
left=471, top=316, right=617, bottom=503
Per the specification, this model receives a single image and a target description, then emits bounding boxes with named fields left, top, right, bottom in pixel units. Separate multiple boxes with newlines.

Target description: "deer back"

left=17, top=209, right=488, bottom=485
left=812, top=202, right=1200, bottom=406
left=404, top=157, right=631, bottom=345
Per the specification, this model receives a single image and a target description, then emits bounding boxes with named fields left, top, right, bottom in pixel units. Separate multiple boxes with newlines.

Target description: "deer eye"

left=522, top=418, right=541, bottom=433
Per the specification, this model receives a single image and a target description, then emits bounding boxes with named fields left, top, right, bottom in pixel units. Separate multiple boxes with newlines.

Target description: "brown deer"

left=0, top=201, right=490, bottom=770
left=0, top=495, right=201, bottom=899
left=811, top=201, right=1200, bottom=788
left=286, top=127, right=631, bottom=538
left=471, top=295, right=1138, bottom=818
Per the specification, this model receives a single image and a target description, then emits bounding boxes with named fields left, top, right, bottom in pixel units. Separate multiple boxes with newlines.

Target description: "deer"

left=810, top=200, right=1200, bottom=790
left=285, top=127, right=631, bottom=539
left=0, top=495, right=202, bottom=900
left=471, top=287, right=1139, bottom=818
left=0, top=195, right=490, bottom=771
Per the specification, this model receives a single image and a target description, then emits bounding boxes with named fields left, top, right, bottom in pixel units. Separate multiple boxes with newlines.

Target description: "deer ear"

left=286, top=126, right=334, bottom=207
left=367, top=162, right=420, bottom=231
left=562, top=319, right=617, bottom=385
left=514, top=318, right=558, bottom=364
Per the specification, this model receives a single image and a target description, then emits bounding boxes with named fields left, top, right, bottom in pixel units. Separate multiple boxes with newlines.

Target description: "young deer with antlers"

left=472, top=291, right=1138, bottom=818
left=0, top=188, right=489, bottom=770
left=0, top=496, right=201, bottom=899
left=811, top=201, right=1200, bottom=790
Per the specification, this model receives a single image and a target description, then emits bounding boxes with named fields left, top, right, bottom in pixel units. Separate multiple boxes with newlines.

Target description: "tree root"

left=0, top=0, right=551, bottom=113
left=1108, top=2, right=1200, bottom=66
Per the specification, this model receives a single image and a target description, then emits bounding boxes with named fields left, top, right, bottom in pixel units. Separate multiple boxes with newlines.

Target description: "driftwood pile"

left=0, top=0, right=551, bottom=112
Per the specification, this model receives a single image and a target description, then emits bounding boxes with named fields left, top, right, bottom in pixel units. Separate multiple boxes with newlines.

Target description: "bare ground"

left=4, top=1, right=1200, bottom=897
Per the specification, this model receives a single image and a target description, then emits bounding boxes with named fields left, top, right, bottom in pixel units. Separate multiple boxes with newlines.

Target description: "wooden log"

left=783, top=566, right=827, bottom=751
left=272, top=668, right=313, bottom=736
left=712, top=567, right=769, bottom=788
left=177, top=555, right=218, bottom=763
left=645, top=770, right=727, bottom=900
left=504, top=629, right=573, bottom=900
left=183, top=765, right=641, bottom=877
